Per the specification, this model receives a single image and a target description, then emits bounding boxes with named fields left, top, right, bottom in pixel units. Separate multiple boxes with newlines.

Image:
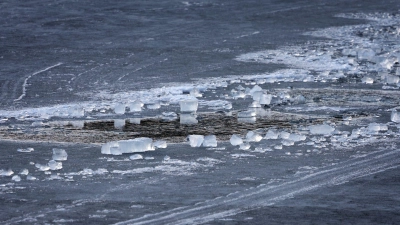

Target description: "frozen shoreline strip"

left=14, top=62, right=63, bottom=102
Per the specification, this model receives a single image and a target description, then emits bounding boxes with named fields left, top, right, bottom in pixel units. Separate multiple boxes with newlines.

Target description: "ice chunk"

left=288, top=133, right=307, bottom=142
left=190, top=88, right=202, bottom=97
left=252, top=91, right=264, bottom=101
left=101, top=141, right=119, bottom=155
left=114, top=119, right=125, bottom=129
left=19, top=169, right=29, bottom=175
left=361, top=76, right=374, bottom=84
left=357, top=48, right=375, bottom=61
left=48, top=160, right=62, bottom=170
left=274, top=145, right=282, bottom=150
left=153, top=140, right=167, bottom=149
left=52, top=148, right=68, bottom=161
left=26, top=175, right=37, bottom=181
left=293, top=95, right=306, bottom=104
left=163, top=155, right=171, bottom=161
left=259, top=94, right=272, bottom=105
left=279, top=131, right=290, bottom=139
left=249, top=85, right=263, bottom=95
left=264, top=129, right=279, bottom=139
left=35, top=163, right=50, bottom=171
left=237, top=110, right=256, bottom=118
left=130, top=154, right=143, bottom=160
left=188, top=135, right=204, bottom=147
left=230, top=134, right=243, bottom=146
left=129, top=100, right=143, bottom=112
left=145, top=157, right=154, bottom=160
left=12, top=175, right=21, bottom=182
left=282, top=139, right=294, bottom=146
left=383, top=74, right=399, bottom=84
left=0, top=169, right=13, bottom=176
left=146, top=102, right=161, bottom=110
left=31, top=121, right=44, bottom=127
left=180, top=113, right=198, bottom=124
left=17, top=147, right=34, bottom=153
left=202, top=135, right=217, bottom=147
left=246, top=131, right=262, bottom=142
left=239, top=142, right=251, bottom=150
left=114, top=103, right=126, bottom=115
left=391, top=111, right=400, bottom=123
left=179, top=98, right=198, bottom=112
left=117, top=138, right=154, bottom=153
left=309, top=124, right=335, bottom=135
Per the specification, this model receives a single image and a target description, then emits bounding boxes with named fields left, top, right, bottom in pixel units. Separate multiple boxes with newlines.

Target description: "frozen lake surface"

left=1, top=0, right=400, bottom=224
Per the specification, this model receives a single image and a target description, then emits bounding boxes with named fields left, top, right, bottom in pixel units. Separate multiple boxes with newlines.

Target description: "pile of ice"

left=101, top=137, right=154, bottom=155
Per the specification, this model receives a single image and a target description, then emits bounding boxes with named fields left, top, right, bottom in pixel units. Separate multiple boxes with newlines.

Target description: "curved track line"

left=114, top=148, right=400, bottom=225
left=14, top=63, right=63, bottom=102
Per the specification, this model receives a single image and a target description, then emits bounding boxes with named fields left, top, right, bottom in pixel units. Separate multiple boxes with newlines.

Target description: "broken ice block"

left=0, top=169, right=13, bottom=176
left=230, top=134, right=243, bottom=146
left=52, top=148, right=68, bottom=161
left=101, top=141, right=119, bottom=155
left=279, top=131, right=290, bottom=139
left=27, top=175, right=37, bottom=181
left=153, top=140, right=167, bottom=149
left=17, top=147, right=34, bottom=153
left=361, top=76, right=374, bottom=84
left=130, top=154, right=143, bottom=160
left=391, top=111, right=400, bottom=123
left=117, top=138, right=154, bottom=153
left=264, top=129, right=279, bottom=139
left=146, top=102, right=161, bottom=110
left=309, top=124, right=335, bottom=135
left=203, top=135, right=217, bottom=147
left=188, top=135, right=204, bottom=147
left=259, top=94, right=272, bottom=105
left=288, top=133, right=307, bottom=142
left=114, top=119, right=126, bottom=129
left=35, top=163, right=50, bottom=171
left=190, top=88, right=202, bottom=97
left=246, top=131, right=262, bottom=142
left=163, top=155, right=171, bottom=161
left=19, top=169, right=29, bottom=175
left=48, top=160, right=62, bottom=170
left=239, top=142, right=251, bottom=150
left=11, top=175, right=21, bottom=182
left=129, top=100, right=143, bottom=112
left=179, top=98, right=198, bottom=112
left=114, top=103, right=126, bottom=115
left=180, top=113, right=198, bottom=124
left=249, top=85, right=263, bottom=95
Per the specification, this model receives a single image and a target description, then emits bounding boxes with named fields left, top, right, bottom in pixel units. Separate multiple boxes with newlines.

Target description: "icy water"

left=1, top=0, right=400, bottom=224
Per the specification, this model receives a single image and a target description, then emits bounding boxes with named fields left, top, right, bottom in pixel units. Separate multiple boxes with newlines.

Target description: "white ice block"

left=114, top=119, right=125, bottom=129
left=179, top=99, right=198, bottom=112
left=180, top=113, right=198, bottom=124
left=239, top=142, right=251, bottom=150
left=130, top=154, right=143, bottom=160
left=264, top=129, right=279, bottom=139
left=391, top=111, right=400, bottom=123
left=153, top=140, right=167, bottom=149
left=48, top=160, right=62, bottom=170
left=246, top=131, right=262, bottom=142
left=114, top=103, right=126, bottom=115
left=11, top=175, right=21, bottom=182
left=203, top=135, right=217, bottom=147
left=117, top=138, right=154, bottom=153
left=129, top=100, right=143, bottom=112
left=230, top=134, right=243, bottom=146
left=52, top=148, right=68, bottom=161
left=188, top=135, right=204, bottom=147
